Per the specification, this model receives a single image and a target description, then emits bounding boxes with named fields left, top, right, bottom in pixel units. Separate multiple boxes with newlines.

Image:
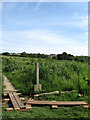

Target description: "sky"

left=1, top=2, right=88, bottom=56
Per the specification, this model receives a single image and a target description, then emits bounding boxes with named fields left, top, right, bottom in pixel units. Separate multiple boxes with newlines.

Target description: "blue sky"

left=2, top=2, right=88, bottom=55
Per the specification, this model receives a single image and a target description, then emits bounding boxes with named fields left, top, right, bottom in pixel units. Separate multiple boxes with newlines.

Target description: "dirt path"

left=3, top=76, right=18, bottom=93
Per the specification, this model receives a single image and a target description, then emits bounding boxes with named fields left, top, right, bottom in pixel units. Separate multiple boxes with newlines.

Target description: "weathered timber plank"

left=3, top=93, right=8, bottom=97
left=13, top=93, right=25, bottom=109
left=4, top=89, right=18, bottom=92
left=16, top=93, right=21, bottom=95
left=27, top=100, right=88, bottom=106
left=52, top=105, right=58, bottom=109
left=20, top=97, right=25, bottom=101
left=4, top=98, right=10, bottom=102
left=34, top=91, right=59, bottom=97
left=4, top=90, right=19, bottom=93
left=6, top=108, right=13, bottom=111
left=26, top=104, right=32, bottom=110
left=9, top=93, right=20, bottom=110
left=83, top=105, right=89, bottom=108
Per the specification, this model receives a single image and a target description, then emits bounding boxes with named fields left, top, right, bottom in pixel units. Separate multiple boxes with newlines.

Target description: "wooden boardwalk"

left=27, top=100, right=89, bottom=108
left=3, top=76, right=19, bottom=94
left=3, top=76, right=32, bottom=111
left=3, top=76, right=89, bottom=110
left=8, top=93, right=26, bottom=111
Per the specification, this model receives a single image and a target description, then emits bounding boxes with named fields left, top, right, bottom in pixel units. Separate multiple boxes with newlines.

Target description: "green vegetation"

left=37, top=91, right=88, bottom=103
left=2, top=56, right=88, bottom=96
left=2, top=106, right=89, bottom=119
left=2, top=56, right=89, bottom=119
left=2, top=51, right=89, bottom=63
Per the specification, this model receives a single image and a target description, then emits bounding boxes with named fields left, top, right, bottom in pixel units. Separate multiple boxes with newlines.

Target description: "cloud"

left=50, top=15, right=88, bottom=30
left=3, top=30, right=85, bottom=46
left=2, top=30, right=88, bottom=56
left=1, top=45, right=88, bottom=56
left=81, top=15, right=88, bottom=25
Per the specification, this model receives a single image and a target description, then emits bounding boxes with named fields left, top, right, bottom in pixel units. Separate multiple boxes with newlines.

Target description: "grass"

left=2, top=106, right=89, bottom=119
left=2, top=56, right=88, bottom=95
left=36, top=91, right=89, bottom=103
left=2, top=56, right=89, bottom=119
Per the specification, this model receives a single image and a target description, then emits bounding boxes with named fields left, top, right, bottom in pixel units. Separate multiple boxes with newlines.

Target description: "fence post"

left=34, top=63, right=42, bottom=91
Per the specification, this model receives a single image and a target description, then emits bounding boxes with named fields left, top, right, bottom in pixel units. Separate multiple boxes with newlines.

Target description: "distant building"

left=10, top=53, right=21, bottom=56
left=10, top=53, right=14, bottom=55
left=49, top=54, right=57, bottom=58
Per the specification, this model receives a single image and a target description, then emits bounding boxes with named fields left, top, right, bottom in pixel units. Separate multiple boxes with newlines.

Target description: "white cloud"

left=27, top=30, right=79, bottom=45
left=2, top=30, right=88, bottom=56
left=1, top=45, right=88, bottom=56
left=52, top=15, right=88, bottom=31
left=3, top=30, right=86, bottom=46
left=81, top=15, right=88, bottom=25
left=85, top=32, right=88, bottom=36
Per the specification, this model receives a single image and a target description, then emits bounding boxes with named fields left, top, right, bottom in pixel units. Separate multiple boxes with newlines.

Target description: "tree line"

left=2, top=52, right=89, bottom=63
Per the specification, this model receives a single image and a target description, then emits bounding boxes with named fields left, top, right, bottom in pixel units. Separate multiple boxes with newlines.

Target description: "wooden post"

left=36, top=63, right=39, bottom=86
left=34, top=63, right=42, bottom=91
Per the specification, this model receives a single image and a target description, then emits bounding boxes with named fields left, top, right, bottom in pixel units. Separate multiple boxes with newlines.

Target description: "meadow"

left=2, top=56, right=89, bottom=119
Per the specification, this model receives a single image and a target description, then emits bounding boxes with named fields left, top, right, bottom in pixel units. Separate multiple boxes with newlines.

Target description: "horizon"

left=1, top=51, right=88, bottom=56
left=2, top=2, right=88, bottom=56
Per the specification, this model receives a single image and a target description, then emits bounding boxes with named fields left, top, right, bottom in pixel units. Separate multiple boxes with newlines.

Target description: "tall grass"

left=2, top=56, right=88, bottom=95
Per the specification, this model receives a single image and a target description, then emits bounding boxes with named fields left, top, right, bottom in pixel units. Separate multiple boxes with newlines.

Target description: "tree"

left=2, top=52, right=10, bottom=56
left=57, top=52, right=68, bottom=60
left=20, top=52, right=28, bottom=57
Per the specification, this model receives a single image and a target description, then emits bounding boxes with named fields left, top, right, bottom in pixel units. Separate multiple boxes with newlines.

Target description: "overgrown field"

left=2, top=56, right=89, bottom=119
left=2, top=56, right=88, bottom=95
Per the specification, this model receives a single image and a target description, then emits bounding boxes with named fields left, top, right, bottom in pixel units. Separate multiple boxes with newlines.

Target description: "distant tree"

left=74, top=56, right=88, bottom=63
left=52, top=56, right=57, bottom=59
left=37, top=53, right=41, bottom=58
left=67, top=54, right=73, bottom=60
left=2, top=52, right=10, bottom=56
left=57, top=52, right=74, bottom=61
left=20, top=52, right=29, bottom=57
left=62, top=52, right=67, bottom=55
left=57, top=52, right=68, bottom=60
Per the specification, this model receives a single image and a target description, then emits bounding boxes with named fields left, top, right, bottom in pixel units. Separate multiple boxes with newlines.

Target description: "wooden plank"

left=26, top=104, right=32, bottom=110
left=4, top=98, right=10, bottom=102
left=16, top=93, right=21, bottom=95
left=34, top=91, right=59, bottom=97
left=27, top=100, right=88, bottom=106
left=9, top=93, right=20, bottom=110
left=6, top=108, right=13, bottom=111
left=13, top=93, right=25, bottom=109
left=20, top=97, right=25, bottom=101
left=52, top=105, right=58, bottom=109
left=4, top=89, right=18, bottom=92
left=83, top=105, right=89, bottom=108
left=3, top=93, right=8, bottom=97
